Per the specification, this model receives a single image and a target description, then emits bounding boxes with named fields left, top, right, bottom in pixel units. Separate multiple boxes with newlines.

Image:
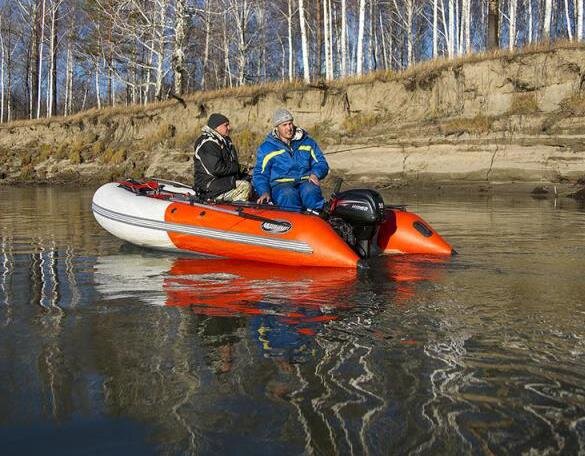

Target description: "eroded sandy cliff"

left=2, top=45, right=585, bottom=189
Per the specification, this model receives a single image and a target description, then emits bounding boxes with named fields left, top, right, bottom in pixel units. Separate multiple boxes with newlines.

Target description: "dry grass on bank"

left=441, top=115, right=493, bottom=136
left=333, top=39, right=585, bottom=87
left=507, top=92, right=540, bottom=115
left=2, top=40, right=584, bottom=131
left=559, top=93, right=585, bottom=115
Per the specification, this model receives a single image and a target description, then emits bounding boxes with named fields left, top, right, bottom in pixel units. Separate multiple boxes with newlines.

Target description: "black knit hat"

left=207, top=113, right=229, bottom=129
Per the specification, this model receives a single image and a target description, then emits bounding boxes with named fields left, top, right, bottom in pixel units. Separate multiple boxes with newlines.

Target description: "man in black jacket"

left=193, top=113, right=251, bottom=201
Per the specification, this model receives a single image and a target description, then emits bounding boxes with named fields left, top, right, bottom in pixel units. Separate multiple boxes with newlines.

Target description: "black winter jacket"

left=193, top=126, right=241, bottom=198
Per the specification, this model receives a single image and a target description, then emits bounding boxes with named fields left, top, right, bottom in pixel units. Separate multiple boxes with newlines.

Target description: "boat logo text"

left=261, top=221, right=292, bottom=234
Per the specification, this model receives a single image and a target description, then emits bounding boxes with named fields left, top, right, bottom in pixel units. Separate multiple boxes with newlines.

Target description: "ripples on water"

left=1, top=186, right=585, bottom=454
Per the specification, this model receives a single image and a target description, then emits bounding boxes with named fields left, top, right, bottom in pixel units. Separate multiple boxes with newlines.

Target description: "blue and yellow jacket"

left=252, top=128, right=329, bottom=196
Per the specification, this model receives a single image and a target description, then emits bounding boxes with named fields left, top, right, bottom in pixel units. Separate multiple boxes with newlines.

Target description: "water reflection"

left=373, top=255, right=450, bottom=305
left=95, top=255, right=358, bottom=362
left=1, top=231, right=14, bottom=326
left=90, top=253, right=453, bottom=453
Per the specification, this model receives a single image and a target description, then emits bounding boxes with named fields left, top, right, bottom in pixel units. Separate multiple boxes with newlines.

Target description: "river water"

left=1, top=185, right=584, bottom=455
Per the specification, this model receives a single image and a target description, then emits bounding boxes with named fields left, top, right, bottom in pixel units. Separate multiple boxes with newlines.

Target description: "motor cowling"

left=329, top=189, right=385, bottom=258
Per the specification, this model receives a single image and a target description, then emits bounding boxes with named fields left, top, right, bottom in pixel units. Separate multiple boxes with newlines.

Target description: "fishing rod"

left=186, top=200, right=292, bottom=228
left=119, top=179, right=293, bottom=227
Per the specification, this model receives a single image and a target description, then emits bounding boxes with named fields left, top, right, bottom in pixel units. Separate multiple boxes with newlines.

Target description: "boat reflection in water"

left=165, top=258, right=359, bottom=361
left=372, top=254, right=451, bottom=305
left=94, top=254, right=358, bottom=362
left=94, top=253, right=449, bottom=361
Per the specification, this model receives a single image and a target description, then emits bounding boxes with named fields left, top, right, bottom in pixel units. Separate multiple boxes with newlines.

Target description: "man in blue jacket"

left=253, top=108, right=329, bottom=211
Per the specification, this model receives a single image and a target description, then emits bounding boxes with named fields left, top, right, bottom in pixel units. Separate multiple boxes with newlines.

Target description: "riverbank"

left=2, top=43, right=585, bottom=190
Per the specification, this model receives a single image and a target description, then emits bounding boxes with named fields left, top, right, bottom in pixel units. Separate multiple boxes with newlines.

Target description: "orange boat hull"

left=377, top=209, right=454, bottom=255
left=165, top=203, right=360, bottom=268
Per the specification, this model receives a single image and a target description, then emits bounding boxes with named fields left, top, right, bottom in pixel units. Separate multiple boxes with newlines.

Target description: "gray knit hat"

left=272, top=108, right=294, bottom=127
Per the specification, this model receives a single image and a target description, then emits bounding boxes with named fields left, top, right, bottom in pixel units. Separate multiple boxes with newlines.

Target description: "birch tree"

left=287, top=0, right=294, bottom=81
left=256, top=0, right=266, bottom=81
left=461, top=0, right=471, bottom=53
left=575, top=0, right=583, bottom=41
left=0, top=15, right=4, bottom=123
left=356, top=0, right=366, bottom=75
left=200, top=0, right=212, bottom=89
left=152, top=0, right=167, bottom=99
left=543, top=0, right=552, bottom=39
left=525, top=0, right=533, bottom=43
left=563, top=0, right=573, bottom=40
left=222, top=4, right=233, bottom=87
left=378, top=6, right=390, bottom=68
left=578, top=0, right=584, bottom=41
left=228, top=0, right=254, bottom=86
left=36, top=0, right=46, bottom=118
left=315, top=1, right=322, bottom=78
left=64, top=26, right=74, bottom=115
left=298, top=0, right=310, bottom=83
left=172, top=0, right=187, bottom=95
left=15, top=0, right=38, bottom=118
left=323, top=0, right=332, bottom=80
left=46, top=0, right=65, bottom=117
left=340, top=0, right=347, bottom=76
left=368, top=0, right=376, bottom=70
left=487, top=0, right=499, bottom=48
left=448, top=0, right=455, bottom=56
left=432, top=0, right=438, bottom=57
left=508, top=0, right=517, bottom=50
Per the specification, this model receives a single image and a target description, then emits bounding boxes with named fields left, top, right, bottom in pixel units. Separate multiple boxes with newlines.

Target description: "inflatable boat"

left=92, top=178, right=454, bottom=268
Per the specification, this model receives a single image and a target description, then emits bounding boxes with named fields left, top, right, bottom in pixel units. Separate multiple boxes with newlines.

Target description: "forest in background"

left=0, top=0, right=582, bottom=123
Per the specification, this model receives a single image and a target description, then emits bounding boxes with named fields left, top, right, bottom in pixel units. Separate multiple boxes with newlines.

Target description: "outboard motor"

left=329, top=189, right=385, bottom=258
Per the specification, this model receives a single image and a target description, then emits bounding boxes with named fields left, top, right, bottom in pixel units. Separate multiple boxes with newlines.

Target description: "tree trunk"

left=0, top=17, right=4, bottom=123
left=564, top=0, right=573, bottom=40
left=223, top=9, right=232, bottom=87
left=341, top=0, right=347, bottom=76
left=315, top=0, right=322, bottom=79
left=526, top=0, right=533, bottom=43
left=379, top=9, right=389, bottom=69
left=448, top=0, right=455, bottom=56
left=237, top=1, right=246, bottom=85
left=543, top=0, right=552, bottom=40
left=174, top=0, right=187, bottom=94
left=578, top=0, right=584, bottom=41
left=200, top=0, right=211, bottom=89
left=37, top=0, right=46, bottom=119
left=256, top=5, right=264, bottom=81
left=64, top=37, right=72, bottom=116
left=407, top=0, right=414, bottom=64
left=459, top=0, right=471, bottom=53
left=509, top=0, right=517, bottom=50
left=487, top=0, right=500, bottom=49
left=465, top=0, right=471, bottom=51
left=47, top=0, right=58, bottom=117
left=368, top=0, right=375, bottom=70
left=6, top=31, right=11, bottom=122
left=287, top=0, right=294, bottom=81
left=95, top=62, right=101, bottom=110
left=323, top=0, right=330, bottom=80
left=29, top=0, right=39, bottom=119
left=433, top=0, right=438, bottom=57
left=356, top=0, right=365, bottom=75
left=155, top=0, right=166, bottom=99
left=298, top=0, right=310, bottom=83
left=107, top=6, right=113, bottom=107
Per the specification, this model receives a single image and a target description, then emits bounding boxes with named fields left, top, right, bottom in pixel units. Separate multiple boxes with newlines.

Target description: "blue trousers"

left=271, top=181, right=325, bottom=211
